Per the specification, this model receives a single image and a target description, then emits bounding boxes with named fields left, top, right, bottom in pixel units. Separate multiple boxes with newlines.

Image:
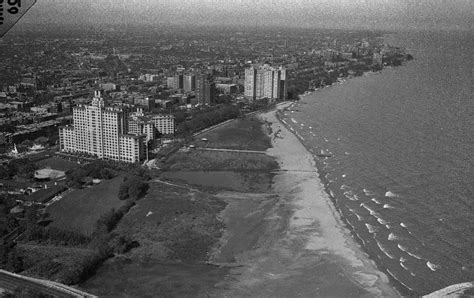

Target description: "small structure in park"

left=34, top=168, right=66, bottom=181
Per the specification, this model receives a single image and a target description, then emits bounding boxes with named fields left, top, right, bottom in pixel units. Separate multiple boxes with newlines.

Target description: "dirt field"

left=46, top=175, right=127, bottom=235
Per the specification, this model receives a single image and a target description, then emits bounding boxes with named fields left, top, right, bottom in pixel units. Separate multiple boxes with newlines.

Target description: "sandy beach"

left=213, top=103, right=399, bottom=297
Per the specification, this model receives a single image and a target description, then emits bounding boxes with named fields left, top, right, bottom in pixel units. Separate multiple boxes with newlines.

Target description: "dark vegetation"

left=176, top=104, right=240, bottom=136
left=0, top=158, right=38, bottom=179
left=0, top=161, right=151, bottom=285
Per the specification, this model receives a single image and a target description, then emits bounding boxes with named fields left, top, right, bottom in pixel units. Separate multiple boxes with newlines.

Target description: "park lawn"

left=192, top=115, right=272, bottom=151
left=35, top=156, right=80, bottom=172
left=46, top=175, right=126, bottom=235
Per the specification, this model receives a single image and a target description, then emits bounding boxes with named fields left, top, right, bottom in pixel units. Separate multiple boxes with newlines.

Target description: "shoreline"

left=212, top=103, right=399, bottom=296
left=266, top=103, right=400, bottom=296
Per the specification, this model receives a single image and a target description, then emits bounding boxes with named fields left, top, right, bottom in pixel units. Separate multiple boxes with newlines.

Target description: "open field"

left=192, top=115, right=272, bottom=151
left=18, top=243, right=95, bottom=284
left=80, top=181, right=228, bottom=296
left=161, top=170, right=273, bottom=193
left=35, top=156, right=80, bottom=172
left=46, top=175, right=127, bottom=235
left=115, top=181, right=225, bottom=262
left=163, top=150, right=278, bottom=172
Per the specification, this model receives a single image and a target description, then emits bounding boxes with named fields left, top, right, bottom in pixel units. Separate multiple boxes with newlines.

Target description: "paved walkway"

left=195, top=147, right=267, bottom=154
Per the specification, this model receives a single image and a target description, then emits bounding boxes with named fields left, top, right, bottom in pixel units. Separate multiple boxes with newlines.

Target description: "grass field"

left=19, top=243, right=95, bottom=284
left=46, top=175, right=126, bottom=235
left=35, top=156, right=80, bottom=172
left=192, top=115, right=272, bottom=151
left=163, top=150, right=278, bottom=172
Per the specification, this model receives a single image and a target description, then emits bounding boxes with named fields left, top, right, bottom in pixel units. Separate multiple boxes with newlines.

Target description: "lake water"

left=281, top=30, right=473, bottom=295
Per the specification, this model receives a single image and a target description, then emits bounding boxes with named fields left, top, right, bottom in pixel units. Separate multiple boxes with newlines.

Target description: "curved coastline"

left=263, top=103, right=399, bottom=296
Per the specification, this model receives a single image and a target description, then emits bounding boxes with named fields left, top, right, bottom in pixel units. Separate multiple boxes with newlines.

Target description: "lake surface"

left=282, top=30, right=473, bottom=295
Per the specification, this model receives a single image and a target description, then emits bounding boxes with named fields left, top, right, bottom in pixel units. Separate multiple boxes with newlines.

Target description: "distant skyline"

left=20, top=0, right=473, bottom=31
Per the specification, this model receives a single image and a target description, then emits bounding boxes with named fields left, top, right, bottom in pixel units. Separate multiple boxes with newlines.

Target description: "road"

left=0, top=270, right=96, bottom=297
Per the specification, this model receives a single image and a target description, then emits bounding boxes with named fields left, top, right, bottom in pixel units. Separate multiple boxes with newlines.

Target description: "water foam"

left=340, top=184, right=350, bottom=190
left=363, top=188, right=376, bottom=196
left=385, top=191, right=399, bottom=198
left=371, top=198, right=383, bottom=204
left=344, top=191, right=358, bottom=201
left=376, top=241, right=397, bottom=259
left=388, top=232, right=399, bottom=241
left=427, top=261, right=441, bottom=271
left=398, top=244, right=423, bottom=260
left=365, top=223, right=379, bottom=234
left=386, top=269, right=414, bottom=291
left=349, top=209, right=364, bottom=221
left=377, top=217, right=390, bottom=225
left=361, top=203, right=379, bottom=217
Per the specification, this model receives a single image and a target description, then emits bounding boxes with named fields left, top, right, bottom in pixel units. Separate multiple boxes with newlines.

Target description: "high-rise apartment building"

left=244, top=64, right=287, bottom=100
left=195, top=74, right=216, bottom=105
left=151, top=114, right=175, bottom=136
left=183, top=74, right=196, bottom=92
left=59, top=91, right=145, bottom=163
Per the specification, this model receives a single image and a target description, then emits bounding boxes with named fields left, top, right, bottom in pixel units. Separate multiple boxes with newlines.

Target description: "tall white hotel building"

left=244, top=64, right=287, bottom=101
left=59, top=91, right=145, bottom=163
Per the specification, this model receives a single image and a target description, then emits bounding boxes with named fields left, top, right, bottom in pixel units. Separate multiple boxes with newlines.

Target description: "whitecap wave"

left=300, top=123, right=304, bottom=127
left=340, top=184, right=350, bottom=190
left=384, top=204, right=395, bottom=209
left=371, top=198, right=383, bottom=204
left=363, top=188, right=376, bottom=196
left=376, top=241, right=397, bottom=259
left=398, top=244, right=423, bottom=260
left=291, top=118, right=297, bottom=124
left=385, top=191, right=399, bottom=198
left=427, top=261, right=441, bottom=271
left=344, top=191, right=358, bottom=201
left=349, top=209, right=364, bottom=221
left=365, top=223, right=379, bottom=234
left=386, top=269, right=414, bottom=291
left=400, top=222, right=408, bottom=228
left=377, top=217, right=390, bottom=225
left=388, top=232, right=399, bottom=241
left=400, top=261, right=409, bottom=271
left=329, top=190, right=335, bottom=198
left=360, top=203, right=379, bottom=217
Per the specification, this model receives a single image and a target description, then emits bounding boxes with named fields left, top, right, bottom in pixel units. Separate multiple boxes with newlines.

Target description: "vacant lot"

left=193, top=115, right=272, bottom=151
left=46, top=175, right=126, bottom=235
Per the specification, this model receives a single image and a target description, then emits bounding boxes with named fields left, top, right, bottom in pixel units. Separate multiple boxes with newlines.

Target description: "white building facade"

left=244, top=64, right=287, bottom=101
left=59, top=91, right=145, bottom=163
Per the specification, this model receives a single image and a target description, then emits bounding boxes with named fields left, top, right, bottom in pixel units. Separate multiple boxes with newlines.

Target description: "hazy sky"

left=21, top=0, right=473, bottom=31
